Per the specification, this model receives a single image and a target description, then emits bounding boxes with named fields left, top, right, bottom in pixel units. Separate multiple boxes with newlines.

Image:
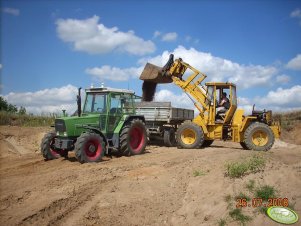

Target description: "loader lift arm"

left=161, top=55, right=210, bottom=115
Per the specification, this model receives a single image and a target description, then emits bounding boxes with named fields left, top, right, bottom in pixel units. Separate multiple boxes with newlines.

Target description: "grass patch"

left=0, top=111, right=55, bottom=127
left=245, top=180, right=255, bottom=192
left=218, top=218, right=227, bottom=226
left=226, top=155, right=265, bottom=178
left=193, top=170, right=206, bottom=177
left=255, top=185, right=276, bottom=201
left=274, top=111, right=301, bottom=132
left=235, top=192, right=251, bottom=202
left=258, top=206, right=268, bottom=215
left=229, top=208, right=252, bottom=225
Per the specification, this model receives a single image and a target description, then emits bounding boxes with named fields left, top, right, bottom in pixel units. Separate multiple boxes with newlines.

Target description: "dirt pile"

left=142, top=81, right=157, bottom=101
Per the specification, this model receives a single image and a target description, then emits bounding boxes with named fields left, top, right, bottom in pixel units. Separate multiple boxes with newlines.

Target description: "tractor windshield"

left=83, top=93, right=107, bottom=113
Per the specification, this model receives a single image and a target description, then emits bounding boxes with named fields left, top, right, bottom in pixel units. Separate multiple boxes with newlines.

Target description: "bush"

left=226, top=155, right=265, bottom=178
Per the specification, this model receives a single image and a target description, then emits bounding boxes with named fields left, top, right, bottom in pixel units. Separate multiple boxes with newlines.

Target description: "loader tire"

left=41, top=132, right=61, bottom=160
left=163, top=127, right=176, bottom=147
left=74, top=132, right=105, bottom=163
left=240, top=142, right=250, bottom=150
left=202, top=140, right=214, bottom=147
left=119, top=119, right=147, bottom=156
left=176, top=121, right=204, bottom=149
left=244, top=122, right=274, bottom=151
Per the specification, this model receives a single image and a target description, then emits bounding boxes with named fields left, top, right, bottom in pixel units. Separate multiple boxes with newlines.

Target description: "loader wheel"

left=176, top=121, right=204, bottom=149
left=74, top=132, right=105, bottom=163
left=240, top=142, right=250, bottom=150
left=202, top=140, right=214, bottom=147
left=244, top=122, right=275, bottom=151
left=163, top=127, right=176, bottom=147
left=41, top=132, right=64, bottom=160
left=119, top=119, right=147, bottom=156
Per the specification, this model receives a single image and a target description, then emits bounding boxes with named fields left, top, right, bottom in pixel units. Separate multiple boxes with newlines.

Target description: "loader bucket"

left=139, top=63, right=173, bottom=84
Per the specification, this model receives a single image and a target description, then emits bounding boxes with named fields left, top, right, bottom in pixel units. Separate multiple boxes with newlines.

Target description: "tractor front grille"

left=55, top=119, right=66, bottom=132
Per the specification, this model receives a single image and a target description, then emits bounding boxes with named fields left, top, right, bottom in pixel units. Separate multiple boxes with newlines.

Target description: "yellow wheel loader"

left=139, top=54, right=280, bottom=151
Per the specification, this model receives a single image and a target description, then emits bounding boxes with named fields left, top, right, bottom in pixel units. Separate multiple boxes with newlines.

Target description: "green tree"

left=0, top=96, right=8, bottom=111
left=18, top=106, right=26, bottom=115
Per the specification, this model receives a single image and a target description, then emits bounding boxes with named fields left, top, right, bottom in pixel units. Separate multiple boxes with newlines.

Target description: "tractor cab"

left=205, top=82, right=237, bottom=124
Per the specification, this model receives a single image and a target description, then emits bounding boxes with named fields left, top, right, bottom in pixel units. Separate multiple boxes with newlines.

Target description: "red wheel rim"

left=129, top=126, right=145, bottom=154
left=84, top=138, right=102, bottom=161
left=50, top=138, right=61, bottom=157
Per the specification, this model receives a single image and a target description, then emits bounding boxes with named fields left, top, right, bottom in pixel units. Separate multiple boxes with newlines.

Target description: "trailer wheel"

left=120, top=119, right=147, bottom=156
left=176, top=121, right=204, bottom=149
left=74, top=132, right=105, bottom=163
left=41, top=132, right=64, bottom=160
left=244, top=122, right=275, bottom=151
left=163, top=128, right=177, bottom=147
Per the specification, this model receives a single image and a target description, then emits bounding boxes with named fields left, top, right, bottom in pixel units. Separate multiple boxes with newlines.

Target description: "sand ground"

left=0, top=126, right=300, bottom=226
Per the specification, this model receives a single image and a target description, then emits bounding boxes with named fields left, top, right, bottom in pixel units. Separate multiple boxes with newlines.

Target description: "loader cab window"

left=231, top=86, right=237, bottom=106
left=84, top=93, right=107, bottom=113
left=205, top=86, right=214, bottom=106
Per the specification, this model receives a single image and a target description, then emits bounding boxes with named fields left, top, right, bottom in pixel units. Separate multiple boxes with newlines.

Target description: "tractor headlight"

left=56, top=131, right=59, bottom=136
left=63, top=132, right=67, bottom=136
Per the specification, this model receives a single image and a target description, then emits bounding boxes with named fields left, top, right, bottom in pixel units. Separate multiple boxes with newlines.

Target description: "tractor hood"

left=54, top=114, right=100, bottom=137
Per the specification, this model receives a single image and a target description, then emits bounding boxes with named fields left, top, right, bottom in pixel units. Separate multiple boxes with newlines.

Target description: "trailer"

left=135, top=102, right=194, bottom=146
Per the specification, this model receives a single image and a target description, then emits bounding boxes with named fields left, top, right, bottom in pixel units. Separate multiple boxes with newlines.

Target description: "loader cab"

left=206, top=83, right=237, bottom=124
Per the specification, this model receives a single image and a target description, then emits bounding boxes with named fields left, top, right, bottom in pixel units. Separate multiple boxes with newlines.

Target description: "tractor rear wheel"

left=74, top=132, right=105, bottom=163
left=244, top=122, right=275, bottom=151
left=176, top=121, right=204, bottom=149
left=41, top=132, right=65, bottom=160
left=163, top=127, right=177, bottom=147
left=119, top=119, right=147, bottom=156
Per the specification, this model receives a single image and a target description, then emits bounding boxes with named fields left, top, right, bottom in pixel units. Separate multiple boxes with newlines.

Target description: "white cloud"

left=255, top=85, right=301, bottom=109
left=290, top=8, right=301, bottom=26
left=153, top=31, right=161, bottom=38
left=276, top=74, right=291, bottom=83
left=155, top=89, right=193, bottom=109
left=143, top=46, right=278, bottom=89
left=161, top=32, right=178, bottom=42
left=85, top=65, right=143, bottom=81
left=2, top=7, right=20, bottom=16
left=3, top=85, right=78, bottom=115
left=286, top=54, right=301, bottom=70
left=56, top=15, right=155, bottom=55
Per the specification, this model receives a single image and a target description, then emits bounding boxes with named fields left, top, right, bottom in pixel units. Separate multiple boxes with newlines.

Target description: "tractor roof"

left=85, top=86, right=135, bottom=94
left=205, top=82, right=236, bottom=87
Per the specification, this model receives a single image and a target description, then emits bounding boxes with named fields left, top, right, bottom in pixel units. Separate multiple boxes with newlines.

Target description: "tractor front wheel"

left=243, top=122, right=275, bottom=151
left=41, top=132, right=66, bottom=160
left=119, top=119, right=147, bottom=156
left=176, top=121, right=204, bottom=149
left=74, top=132, right=105, bottom=163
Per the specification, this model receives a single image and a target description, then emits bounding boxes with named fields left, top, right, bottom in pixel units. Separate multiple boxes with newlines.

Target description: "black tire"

left=119, top=119, right=147, bottom=156
left=74, top=132, right=105, bottom=163
left=240, top=142, right=250, bottom=150
left=243, top=122, right=275, bottom=151
left=202, top=140, right=214, bottom=147
left=41, top=132, right=64, bottom=160
left=176, top=121, right=204, bottom=149
left=163, top=127, right=177, bottom=147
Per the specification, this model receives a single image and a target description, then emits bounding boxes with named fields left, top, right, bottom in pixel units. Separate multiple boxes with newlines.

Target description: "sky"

left=1, top=0, right=301, bottom=115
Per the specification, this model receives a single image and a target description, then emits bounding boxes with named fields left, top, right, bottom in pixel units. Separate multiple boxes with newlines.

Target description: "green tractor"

left=41, top=86, right=147, bottom=163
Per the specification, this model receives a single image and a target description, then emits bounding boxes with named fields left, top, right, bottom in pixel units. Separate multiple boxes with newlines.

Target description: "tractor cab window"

left=231, top=86, right=237, bottom=106
left=84, top=93, right=107, bottom=113
left=110, top=94, right=122, bottom=114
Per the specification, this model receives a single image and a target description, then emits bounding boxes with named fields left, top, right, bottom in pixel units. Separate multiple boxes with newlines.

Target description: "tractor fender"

left=124, top=115, right=145, bottom=124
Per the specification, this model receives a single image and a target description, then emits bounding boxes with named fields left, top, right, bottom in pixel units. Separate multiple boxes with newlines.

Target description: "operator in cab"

left=216, top=92, right=230, bottom=115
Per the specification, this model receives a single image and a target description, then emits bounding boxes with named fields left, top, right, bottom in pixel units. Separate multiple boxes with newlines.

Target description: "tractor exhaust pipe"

left=77, top=87, right=82, bottom=117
